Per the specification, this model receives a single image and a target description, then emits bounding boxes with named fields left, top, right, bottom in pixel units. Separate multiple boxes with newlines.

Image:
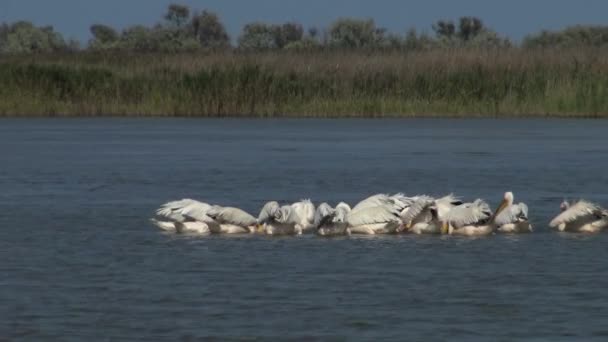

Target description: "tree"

left=523, top=25, right=608, bottom=48
left=89, top=24, right=118, bottom=49
left=432, top=20, right=456, bottom=39
left=328, top=18, right=382, bottom=48
left=119, top=25, right=157, bottom=51
left=238, top=22, right=276, bottom=50
left=164, top=4, right=190, bottom=28
left=1, top=21, right=67, bottom=54
left=190, top=10, right=230, bottom=48
left=0, top=23, right=9, bottom=51
left=274, top=22, right=303, bottom=48
left=458, top=16, right=484, bottom=41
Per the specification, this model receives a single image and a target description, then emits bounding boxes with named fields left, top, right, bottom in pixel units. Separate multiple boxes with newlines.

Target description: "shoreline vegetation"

left=1, top=4, right=608, bottom=117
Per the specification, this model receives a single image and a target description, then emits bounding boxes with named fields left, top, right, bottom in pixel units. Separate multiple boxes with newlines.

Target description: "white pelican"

left=256, top=201, right=280, bottom=228
left=400, top=194, right=462, bottom=234
left=151, top=199, right=213, bottom=234
left=205, top=205, right=258, bottom=234
left=259, top=203, right=302, bottom=235
left=315, top=202, right=352, bottom=236
left=290, top=199, right=316, bottom=233
left=494, top=192, right=532, bottom=233
left=444, top=199, right=494, bottom=236
left=347, top=203, right=403, bottom=235
left=549, top=200, right=608, bottom=233
left=256, top=199, right=315, bottom=235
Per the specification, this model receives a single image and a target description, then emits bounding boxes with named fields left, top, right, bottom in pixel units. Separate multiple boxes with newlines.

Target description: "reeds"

left=1, top=48, right=607, bottom=117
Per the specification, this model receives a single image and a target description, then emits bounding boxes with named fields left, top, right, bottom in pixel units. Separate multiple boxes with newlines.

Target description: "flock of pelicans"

left=151, top=192, right=608, bottom=236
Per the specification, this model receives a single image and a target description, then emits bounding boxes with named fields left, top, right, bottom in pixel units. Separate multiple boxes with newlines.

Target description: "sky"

left=1, top=0, right=607, bottom=43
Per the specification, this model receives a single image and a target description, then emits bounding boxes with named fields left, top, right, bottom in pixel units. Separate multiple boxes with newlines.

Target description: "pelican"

left=347, top=203, right=403, bottom=235
left=290, top=199, right=316, bottom=233
left=494, top=192, right=532, bottom=233
left=549, top=200, right=608, bottom=233
left=205, top=205, right=258, bottom=234
left=444, top=199, right=494, bottom=236
left=151, top=198, right=213, bottom=234
left=260, top=203, right=303, bottom=235
left=316, top=202, right=352, bottom=236
left=400, top=194, right=462, bottom=234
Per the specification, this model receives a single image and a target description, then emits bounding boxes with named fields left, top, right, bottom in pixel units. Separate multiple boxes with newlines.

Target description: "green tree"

left=238, top=22, right=277, bottom=50
left=189, top=10, right=230, bottom=48
left=523, top=25, right=608, bottom=48
left=328, top=18, right=382, bottom=48
left=458, top=16, right=484, bottom=41
left=118, top=25, right=157, bottom=51
left=1, top=21, right=67, bottom=54
left=432, top=20, right=456, bottom=39
left=164, top=4, right=190, bottom=28
left=274, top=22, right=303, bottom=48
left=89, top=24, right=119, bottom=49
left=0, top=23, right=9, bottom=51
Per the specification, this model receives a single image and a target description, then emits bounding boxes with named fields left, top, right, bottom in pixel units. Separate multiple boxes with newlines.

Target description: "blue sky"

left=1, top=0, right=607, bottom=42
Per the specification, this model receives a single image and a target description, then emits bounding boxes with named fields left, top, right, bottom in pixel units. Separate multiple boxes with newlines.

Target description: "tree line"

left=1, top=3, right=608, bottom=54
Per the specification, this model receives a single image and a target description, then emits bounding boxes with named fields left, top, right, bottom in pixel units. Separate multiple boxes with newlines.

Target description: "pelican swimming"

left=256, top=199, right=315, bottom=235
left=400, top=194, right=462, bottom=234
left=151, top=199, right=213, bottom=234
left=444, top=199, right=494, bottom=236
left=260, top=204, right=302, bottom=235
left=205, top=205, right=258, bottom=234
left=444, top=192, right=527, bottom=236
left=347, top=202, right=403, bottom=235
left=549, top=200, right=608, bottom=233
left=315, top=202, right=352, bottom=236
left=493, top=192, right=532, bottom=233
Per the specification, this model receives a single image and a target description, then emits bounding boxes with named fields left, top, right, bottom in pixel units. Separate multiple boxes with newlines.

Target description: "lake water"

left=1, top=118, right=608, bottom=340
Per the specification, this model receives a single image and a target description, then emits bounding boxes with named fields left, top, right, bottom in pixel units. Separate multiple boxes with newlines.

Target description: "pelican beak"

left=256, top=224, right=265, bottom=234
left=441, top=222, right=449, bottom=234
left=494, top=199, right=509, bottom=218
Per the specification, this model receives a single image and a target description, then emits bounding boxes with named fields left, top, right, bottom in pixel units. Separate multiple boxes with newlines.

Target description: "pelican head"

left=205, top=205, right=222, bottom=220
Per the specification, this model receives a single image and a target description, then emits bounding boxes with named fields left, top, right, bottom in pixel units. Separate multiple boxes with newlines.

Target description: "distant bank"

left=0, top=49, right=607, bottom=117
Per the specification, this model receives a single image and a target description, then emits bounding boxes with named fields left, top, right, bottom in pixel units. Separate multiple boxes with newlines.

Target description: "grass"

left=1, top=48, right=608, bottom=117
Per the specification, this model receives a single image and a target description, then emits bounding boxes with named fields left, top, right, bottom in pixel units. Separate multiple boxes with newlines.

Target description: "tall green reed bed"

left=1, top=49, right=607, bottom=117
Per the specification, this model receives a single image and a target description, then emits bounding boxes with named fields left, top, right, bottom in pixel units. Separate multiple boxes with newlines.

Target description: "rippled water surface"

left=2, top=118, right=608, bottom=340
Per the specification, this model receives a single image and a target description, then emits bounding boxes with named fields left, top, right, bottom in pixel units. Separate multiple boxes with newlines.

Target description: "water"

left=1, top=118, right=608, bottom=340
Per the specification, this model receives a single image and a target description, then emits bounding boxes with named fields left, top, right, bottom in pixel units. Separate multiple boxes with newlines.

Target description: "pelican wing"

left=274, top=205, right=299, bottom=225
left=494, top=203, right=529, bottom=227
left=447, top=199, right=492, bottom=228
left=291, top=199, right=315, bottom=225
left=549, top=200, right=603, bottom=228
left=435, top=194, right=462, bottom=220
left=347, top=205, right=401, bottom=227
left=519, top=203, right=529, bottom=220
left=257, top=201, right=280, bottom=224
left=209, top=206, right=257, bottom=227
left=400, top=196, right=435, bottom=224
left=352, top=194, right=392, bottom=212
left=390, top=193, right=416, bottom=209
left=155, top=199, right=211, bottom=222
left=435, top=194, right=463, bottom=207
